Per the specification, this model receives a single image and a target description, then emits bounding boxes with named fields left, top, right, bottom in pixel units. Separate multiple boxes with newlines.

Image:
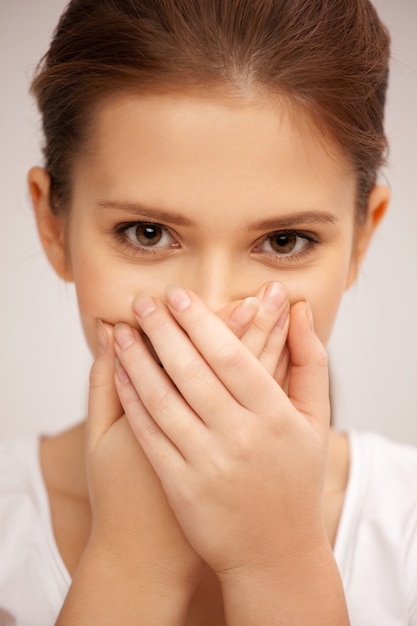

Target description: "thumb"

left=87, top=319, right=123, bottom=450
left=287, top=302, right=330, bottom=434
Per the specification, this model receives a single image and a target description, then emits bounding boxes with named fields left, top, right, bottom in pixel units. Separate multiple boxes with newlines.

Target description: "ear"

left=28, top=167, right=73, bottom=282
left=345, top=184, right=390, bottom=289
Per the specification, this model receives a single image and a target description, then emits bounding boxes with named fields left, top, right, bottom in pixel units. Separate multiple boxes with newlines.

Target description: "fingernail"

left=229, top=297, right=259, bottom=327
left=115, top=358, right=130, bottom=384
left=114, top=323, right=135, bottom=350
left=167, top=286, right=191, bottom=312
left=96, top=319, right=108, bottom=355
left=275, top=302, right=290, bottom=329
left=133, top=296, right=157, bottom=319
left=305, top=301, right=314, bottom=331
left=262, top=282, right=287, bottom=312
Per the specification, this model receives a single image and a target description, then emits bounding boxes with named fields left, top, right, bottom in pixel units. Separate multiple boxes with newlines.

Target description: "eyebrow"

left=249, top=211, right=339, bottom=230
left=97, top=201, right=194, bottom=226
left=97, top=201, right=339, bottom=230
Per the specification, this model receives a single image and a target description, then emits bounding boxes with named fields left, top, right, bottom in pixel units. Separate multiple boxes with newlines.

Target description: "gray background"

left=1, top=0, right=416, bottom=442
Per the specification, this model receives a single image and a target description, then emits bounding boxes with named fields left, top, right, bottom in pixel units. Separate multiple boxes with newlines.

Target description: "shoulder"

left=344, top=431, right=417, bottom=543
left=336, top=431, right=417, bottom=624
left=0, top=437, right=45, bottom=570
left=350, top=431, right=417, bottom=503
left=0, top=437, right=43, bottom=559
left=0, top=437, right=69, bottom=624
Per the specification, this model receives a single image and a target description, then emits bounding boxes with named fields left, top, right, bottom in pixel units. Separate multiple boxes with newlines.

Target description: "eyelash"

left=113, top=222, right=178, bottom=256
left=113, top=221, right=320, bottom=264
left=253, top=230, right=320, bottom=264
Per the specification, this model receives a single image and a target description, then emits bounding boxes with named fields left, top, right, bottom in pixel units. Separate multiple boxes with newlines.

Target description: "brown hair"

left=31, top=0, right=390, bottom=221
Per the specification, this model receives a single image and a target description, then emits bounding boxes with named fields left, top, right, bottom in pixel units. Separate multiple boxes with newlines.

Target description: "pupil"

left=270, top=232, right=296, bottom=254
left=143, top=226, right=157, bottom=240
left=136, top=224, right=162, bottom=245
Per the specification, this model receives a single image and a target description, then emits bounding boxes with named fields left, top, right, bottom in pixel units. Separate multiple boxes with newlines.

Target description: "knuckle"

left=180, top=356, right=206, bottom=380
left=216, top=342, right=245, bottom=370
left=231, top=426, right=253, bottom=460
left=176, top=306, right=212, bottom=337
left=205, top=452, right=233, bottom=484
left=142, top=417, right=160, bottom=440
left=187, top=307, right=212, bottom=331
left=89, top=361, right=107, bottom=390
left=262, top=335, right=285, bottom=358
left=147, top=385, right=173, bottom=415
left=248, top=315, right=268, bottom=335
left=175, top=477, right=198, bottom=507
left=141, top=308, right=166, bottom=331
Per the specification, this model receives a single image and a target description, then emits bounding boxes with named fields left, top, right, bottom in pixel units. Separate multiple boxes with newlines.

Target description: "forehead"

left=74, top=91, right=356, bottom=223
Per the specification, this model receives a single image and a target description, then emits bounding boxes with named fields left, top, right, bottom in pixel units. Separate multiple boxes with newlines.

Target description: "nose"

left=178, top=250, right=252, bottom=313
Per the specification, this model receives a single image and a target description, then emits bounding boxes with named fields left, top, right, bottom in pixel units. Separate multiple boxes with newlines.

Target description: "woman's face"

left=33, top=92, right=386, bottom=354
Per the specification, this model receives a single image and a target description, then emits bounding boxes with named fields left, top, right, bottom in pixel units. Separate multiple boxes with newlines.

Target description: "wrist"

left=218, top=538, right=349, bottom=626
left=85, top=529, right=205, bottom=593
left=58, top=539, right=202, bottom=626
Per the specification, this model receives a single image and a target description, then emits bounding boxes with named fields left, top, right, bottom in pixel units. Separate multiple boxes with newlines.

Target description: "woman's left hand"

left=113, top=287, right=330, bottom=580
left=220, top=281, right=290, bottom=386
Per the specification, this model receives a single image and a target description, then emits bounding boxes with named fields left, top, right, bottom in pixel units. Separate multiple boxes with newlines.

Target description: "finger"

left=257, top=301, right=290, bottom=376
left=238, top=282, right=289, bottom=357
left=133, top=290, right=283, bottom=417
left=273, top=343, right=290, bottom=390
left=113, top=323, right=209, bottom=461
left=87, top=320, right=123, bottom=450
left=224, top=297, right=260, bottom=337
left=113, top=356, right=187, bottom=470
left=223, top=282, right=289, bottom=378
left=120, top=299, right=243, bottom=429
left=287, top=302, right=330, bottom=433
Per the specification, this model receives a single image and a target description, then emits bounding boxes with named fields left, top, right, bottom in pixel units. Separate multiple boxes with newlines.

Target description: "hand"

left=86, top=281, right=289, bottom=581
left=86, top=320, right=203, bottom=587
left=221, top=281, right=290, bottom=385
left=56, top=322, right=207, bottom=624
left=113, top=288, right=330, bottom=579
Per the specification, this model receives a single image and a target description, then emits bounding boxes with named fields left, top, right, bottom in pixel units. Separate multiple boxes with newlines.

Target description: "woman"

left=1, top=1, right=416, bottom=624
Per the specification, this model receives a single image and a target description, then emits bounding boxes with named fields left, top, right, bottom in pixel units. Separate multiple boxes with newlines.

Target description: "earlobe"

left=345, top=184, right=390, bottom=289
left=28, top=167, right=73, bottom=282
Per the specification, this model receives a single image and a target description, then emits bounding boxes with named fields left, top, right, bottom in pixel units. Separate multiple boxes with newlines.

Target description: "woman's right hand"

left=56, top=320, right=204, bottom=624
left=86, top=320, right=204, bottom=585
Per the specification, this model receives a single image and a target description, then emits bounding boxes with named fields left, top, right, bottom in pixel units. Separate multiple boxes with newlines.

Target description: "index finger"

left=87, top=320, right=123, bottom=451
left=133, top=288, right=284, bottom=417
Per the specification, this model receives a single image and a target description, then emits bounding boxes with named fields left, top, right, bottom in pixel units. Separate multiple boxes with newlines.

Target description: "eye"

left=120, top=222, right=176, bottom=250
left=256, top=230, right=318, bottom=258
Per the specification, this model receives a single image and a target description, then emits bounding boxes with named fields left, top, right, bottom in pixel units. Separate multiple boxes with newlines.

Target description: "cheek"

left=71, top=258, right=162, bottom=353
left=309, top=288, right=344, bottom=346
left=287, top=268, right=349, bottom=346
left=69, top=239, right=195, bottom=353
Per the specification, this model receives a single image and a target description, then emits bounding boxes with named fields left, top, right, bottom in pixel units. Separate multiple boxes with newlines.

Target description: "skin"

left=32, top=93, right=386, bottom=346
left=29, top=90, right=389, bottom=624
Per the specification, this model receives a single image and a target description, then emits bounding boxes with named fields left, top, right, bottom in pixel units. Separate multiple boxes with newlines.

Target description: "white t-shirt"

left=0, top=431, right=417, bottom=625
